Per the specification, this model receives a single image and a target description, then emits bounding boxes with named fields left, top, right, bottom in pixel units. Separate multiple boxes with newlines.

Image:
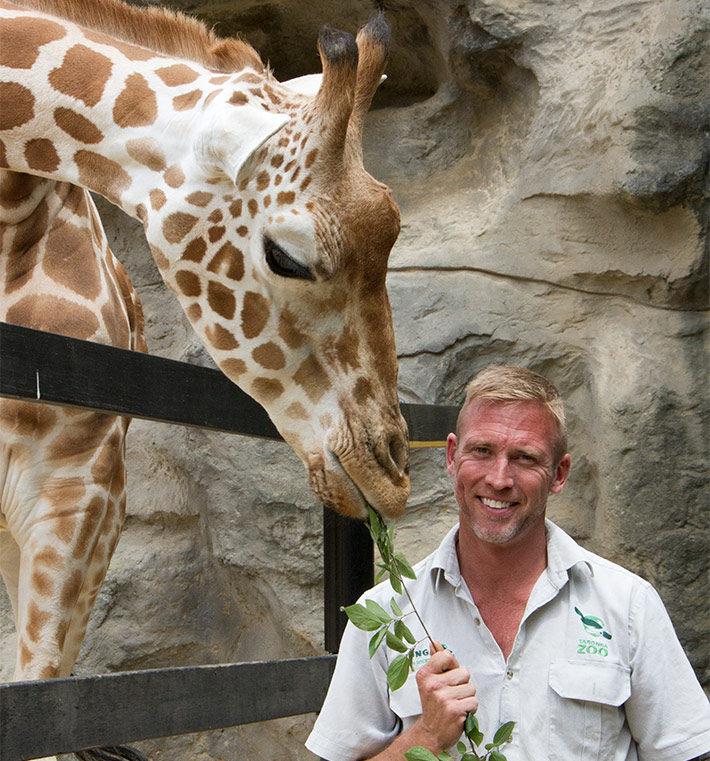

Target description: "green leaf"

left=387, top=653, right=412, bottom=691
left=403, top=748, right=439, bottom=761
left=456, top=741, right=467, bottom=754
left=492, top=721, right=515, bottom=747
left=489, top=752, right=507, bottom=761
left=365, top=599, right=392, bottom=624
left=464, top=713, right=484, bottom=746
left=368, top=628, right=387, bottom=658
left=389, top=573, right=402, bottom=594
left=385, top=630, right=408, bottom=653
left=390, top=598, right=403, bottom=617
left=395, top=619, right=416, bottom=645
left=460, top=755, right=478, bottom=761
left=437, top=752, right=453, bottom=761
left=394, top=551, right=417, bottom=580
left=343, top=603, right=383, bottom=632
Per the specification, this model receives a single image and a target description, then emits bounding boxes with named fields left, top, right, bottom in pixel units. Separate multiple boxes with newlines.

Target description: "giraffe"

left=0, top=0, right=409, bottom=754
left=0, top=171, right=146, bottom=761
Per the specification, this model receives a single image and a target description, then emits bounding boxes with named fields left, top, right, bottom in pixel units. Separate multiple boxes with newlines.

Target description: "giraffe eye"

left=263, top=236, right=314, bottom=280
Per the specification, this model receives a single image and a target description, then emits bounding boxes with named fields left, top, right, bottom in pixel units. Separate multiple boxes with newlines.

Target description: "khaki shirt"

left=306, top=521, right=710, bottom=761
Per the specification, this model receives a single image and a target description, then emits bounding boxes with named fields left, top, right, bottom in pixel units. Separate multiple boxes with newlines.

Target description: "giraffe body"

left=0, top=0, right=408, bottom=754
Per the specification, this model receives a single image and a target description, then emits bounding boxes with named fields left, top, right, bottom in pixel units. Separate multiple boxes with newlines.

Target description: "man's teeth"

left=481, top=497, right=514, bottom=509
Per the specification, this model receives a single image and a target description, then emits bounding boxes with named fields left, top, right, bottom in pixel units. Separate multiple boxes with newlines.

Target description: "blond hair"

left=458, top=365, right=568, bottom=463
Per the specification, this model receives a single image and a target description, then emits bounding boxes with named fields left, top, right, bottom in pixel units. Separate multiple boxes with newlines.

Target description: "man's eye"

left=264, top=236, right=314, bottom=280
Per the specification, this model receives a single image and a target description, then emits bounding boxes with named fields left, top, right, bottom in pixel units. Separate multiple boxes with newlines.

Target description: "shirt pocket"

left=548, top=658, right=631, bottom=761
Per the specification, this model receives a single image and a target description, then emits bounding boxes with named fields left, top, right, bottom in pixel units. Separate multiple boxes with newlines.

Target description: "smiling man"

left=306, top=365, right=710, bottom=761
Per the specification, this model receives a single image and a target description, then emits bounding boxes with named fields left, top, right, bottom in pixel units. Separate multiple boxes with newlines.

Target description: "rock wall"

left=1, top=0, right=707, bottom=759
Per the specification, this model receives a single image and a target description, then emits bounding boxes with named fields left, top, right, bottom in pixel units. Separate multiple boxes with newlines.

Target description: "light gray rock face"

left=1, top=1, right=707, bottom=759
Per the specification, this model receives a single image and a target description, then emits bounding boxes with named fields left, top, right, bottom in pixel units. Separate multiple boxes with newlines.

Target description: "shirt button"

left=506, top=669, right=514, bottom=680
left=474, top=618, right=481, bottom=626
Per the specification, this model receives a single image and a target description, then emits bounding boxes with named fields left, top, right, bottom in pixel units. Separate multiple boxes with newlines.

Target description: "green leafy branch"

left=343, top=506, right=515, bottom=761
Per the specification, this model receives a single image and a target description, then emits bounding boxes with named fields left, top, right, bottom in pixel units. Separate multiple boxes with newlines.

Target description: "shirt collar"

left=429, top=519, right=594, bottom=592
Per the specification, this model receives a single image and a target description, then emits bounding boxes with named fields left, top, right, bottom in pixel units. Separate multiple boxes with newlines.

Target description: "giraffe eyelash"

left=263, top=235, right=314, bottom=281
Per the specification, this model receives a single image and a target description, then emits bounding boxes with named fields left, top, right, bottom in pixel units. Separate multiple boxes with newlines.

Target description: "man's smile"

left=479, top=496, right=517, bottom=510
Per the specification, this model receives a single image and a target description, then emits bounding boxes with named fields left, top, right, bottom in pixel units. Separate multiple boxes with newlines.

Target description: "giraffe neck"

left=0, top=5, right=269, bottom=218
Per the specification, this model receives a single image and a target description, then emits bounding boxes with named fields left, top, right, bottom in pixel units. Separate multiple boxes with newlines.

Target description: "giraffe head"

left=140, top=15, right=409, bottom=518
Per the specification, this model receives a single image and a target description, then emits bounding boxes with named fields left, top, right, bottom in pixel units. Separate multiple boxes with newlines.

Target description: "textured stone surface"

left=1, top=0, right=707, bottom=758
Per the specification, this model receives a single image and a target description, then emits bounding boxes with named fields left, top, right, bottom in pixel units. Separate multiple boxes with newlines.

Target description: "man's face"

left=446, top=400, right=571, bottom=547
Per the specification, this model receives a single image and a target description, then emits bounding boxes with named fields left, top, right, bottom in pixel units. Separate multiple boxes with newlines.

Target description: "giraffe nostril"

left=386, top=434, right=410, bottom=477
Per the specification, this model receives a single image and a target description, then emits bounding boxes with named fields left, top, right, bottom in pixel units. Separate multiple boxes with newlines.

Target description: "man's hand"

left=413, top=642, right=479, bottom=753
left=365, top=643, right=478, bottom=761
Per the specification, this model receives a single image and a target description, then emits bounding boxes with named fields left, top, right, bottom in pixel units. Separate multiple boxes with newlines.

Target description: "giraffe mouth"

left=308, top=450, right=370, bottom=519
left=308, top=434, right=409, bottom=521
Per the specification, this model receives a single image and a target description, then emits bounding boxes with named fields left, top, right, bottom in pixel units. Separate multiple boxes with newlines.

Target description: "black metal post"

left=322, top=507, right=374, bottom=653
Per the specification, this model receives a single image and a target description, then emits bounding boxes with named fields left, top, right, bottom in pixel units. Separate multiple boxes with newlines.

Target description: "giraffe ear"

left=196, top=105, right=290, bottom=183
left=282, top=73, right=323, bottom=96
left=282, top=72, right=386, bottom=97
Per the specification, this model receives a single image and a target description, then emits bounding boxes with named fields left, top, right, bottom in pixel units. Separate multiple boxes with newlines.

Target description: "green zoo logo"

left=575, top=606, right=612, bottom=656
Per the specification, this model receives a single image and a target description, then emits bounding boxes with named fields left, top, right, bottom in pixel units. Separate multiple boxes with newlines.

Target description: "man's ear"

left=446, top=433, right=458, bottom=477
left=550, top=454, right=571, bottom=494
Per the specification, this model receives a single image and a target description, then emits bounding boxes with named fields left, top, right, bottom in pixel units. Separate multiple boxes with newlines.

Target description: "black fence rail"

left=0, top=657, right=336, bottom=760
left=0, top=321, right=459, bottom=759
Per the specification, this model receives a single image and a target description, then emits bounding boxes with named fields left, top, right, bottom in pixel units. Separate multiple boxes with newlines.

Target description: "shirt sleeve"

left=624, top=582, right=710, bottom=761
left=305, top=619, right=400, bottom=761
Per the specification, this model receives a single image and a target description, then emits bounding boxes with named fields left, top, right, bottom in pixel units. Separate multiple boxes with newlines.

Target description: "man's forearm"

left=363, top=720, right=448, bottom=761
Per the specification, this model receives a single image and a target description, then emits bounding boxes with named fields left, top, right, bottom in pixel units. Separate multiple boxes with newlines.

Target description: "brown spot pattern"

left=294, top=354, right=331, bottom=403
left=286, top=402, right=309, bottom=420
left=252, top=342, right=285, bottom=370
left=26, top=601, right=51, bottom=643
left=278, top=310, right=306, bottom=348
left=182, top=237, right=207, bottom=262
left=74, top=150, right=131, bottom=204
left=206, top=322, right=238, bottom=350
left=7, top=294, right=100, bottom=338
left=31, top=569, right=53, bottom=597
left=114, top=73, right=158, bottom=128
left=208, top=226, right=225, bottom=242
left=241, top=291, right=269, bottom=339
left=0, top=17, right=65, bottom=69
left=150, top=189, right=166, bottom=209
left=164, top=164, right=185, bottom=187
left=49, top=44, right=113, bottom=107
left=251, top=377, right=284, bottom=402
left=0, top=82, right=35, bottom=130
left=256, top=171, right=270, bottom=191
left=156, top=63, right=200, bottom=86
left=0, top=400, right=57, bottom=437
left=220, top=357, right=247, bottom=378
left=60, top=569, right=83, bottom=608
left=73, top=496, right=105, bottom=560
left=163, top=212, right=198, bottom=243
left=24, top=138, right=60, bottom=173
left=277, top=191, right=295, bottom=206
left=54, top=107, right=103, bottom=144
left=175, top=269, right=201, bottom=297
left=44, top=221, right=101, bottom=299
left=187, top=191, right=213, bottom=207
left=207, top=242, right=244, bottom=280
left=126, top=138, right=166, bottom=172
left=247, top=199, right=258, bottom=218
left=229, top=199, right=243, bottom=217
left=207, top=280, right=236, bottom=320
left=173, top=89, right=202, bottom=111
left=228, top=91, right=248, bottom=105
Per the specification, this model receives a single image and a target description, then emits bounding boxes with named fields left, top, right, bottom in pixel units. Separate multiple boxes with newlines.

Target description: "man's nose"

left=486, top=455, right=514, bottom=490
